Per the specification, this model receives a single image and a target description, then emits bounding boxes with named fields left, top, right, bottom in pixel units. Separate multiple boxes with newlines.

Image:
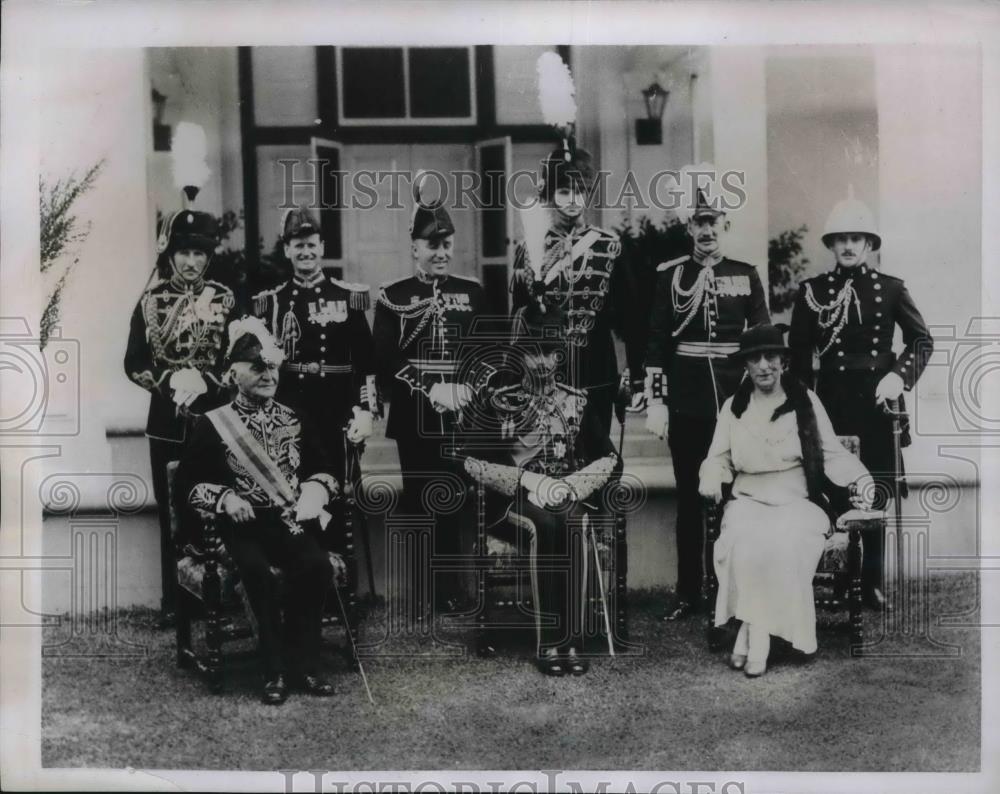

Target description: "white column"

left=708, top=47, right=769, bottom=292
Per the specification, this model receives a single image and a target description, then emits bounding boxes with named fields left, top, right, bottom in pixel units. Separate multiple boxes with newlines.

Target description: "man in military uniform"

left=644, top=185, right=771, bottom=621
left=178, top=318, right=340, bottom=704
left=252, top=207, right=377, bottom=486
left=510, top=145, right=631, bottom=435
left=789, top=192, right=933, bottom=607
left=124, top=209, right=236, bottom=623
left=462, top=301, right=622, bottom=676
left=373, top=193, right=491, bottom=616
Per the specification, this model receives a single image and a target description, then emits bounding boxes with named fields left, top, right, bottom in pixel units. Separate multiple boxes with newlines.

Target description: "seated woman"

left=699, top=324, right=873, bottom=677
left=462, top=302, right=621, bottom=677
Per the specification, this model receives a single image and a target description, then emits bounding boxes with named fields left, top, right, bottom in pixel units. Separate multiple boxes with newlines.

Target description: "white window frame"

left=335, top=46, right=477, bottom=126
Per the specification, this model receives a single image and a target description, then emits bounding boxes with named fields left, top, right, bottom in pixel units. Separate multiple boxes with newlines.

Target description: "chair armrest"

left=835, top=509, right=886, bottom=532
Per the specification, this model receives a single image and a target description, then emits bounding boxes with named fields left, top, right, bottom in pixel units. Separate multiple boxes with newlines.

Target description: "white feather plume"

left=171, top=121, right=211, bottom=191
left=536, top=52, right=577, bottom=130
left=226, top=316, right=285, bottom=366
left=518, top=201, right=550, bottom=282
left=673, top=162, right=719, bottom=223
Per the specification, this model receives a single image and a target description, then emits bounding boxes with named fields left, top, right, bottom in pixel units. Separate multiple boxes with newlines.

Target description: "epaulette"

left=875, top=270, right=903, bottom=283
left=330, top=278, right=372, bottom=311
left=252, top=283, right=284, bottom=316
left=657, top=255, right=690, bottom=272
left=379, top=274, right=413, bottom=290
left=205, top=279, right=234, bottom=295
left=490, top=384, right=531, bottom=413
left=556, top=382, right=587, bottom=398
left=143, top=277, right=166, bottom=293
left=586, top=224, right=619, bottom=242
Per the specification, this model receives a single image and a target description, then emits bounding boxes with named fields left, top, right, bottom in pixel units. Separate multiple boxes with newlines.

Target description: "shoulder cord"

left=803, top=280, right=863, bottom=357
left=671, top=265, right=714, bottom=337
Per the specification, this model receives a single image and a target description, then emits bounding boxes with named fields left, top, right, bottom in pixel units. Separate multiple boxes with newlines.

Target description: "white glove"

left=522, top=471, right=572, bottom=509
left=295, top=481, right=329, bottom=522
left=170, top=369, right=208, bottom=406
left=850, top=474, right=876, bottom=511
left=698, top=477, right=723, bottom=504
left=454, top=384, right=474, bottom=410
left=346, top=406, right=374, bottom=444
left=645, top=402, right=669, bottom=439
left=875, top=372, right=905, bottom=404
left=429, top=382, right=459, bottom=413
left=221, top=492, right=255, bottom=524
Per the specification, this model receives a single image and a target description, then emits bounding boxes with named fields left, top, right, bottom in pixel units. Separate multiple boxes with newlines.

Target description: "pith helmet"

left=822, top=189, right=881, bottom=251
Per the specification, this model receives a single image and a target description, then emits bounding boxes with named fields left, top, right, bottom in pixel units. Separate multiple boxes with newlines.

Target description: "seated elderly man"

left=179, top=317, right=340, bottom=705
left=462, top=302, right=622, bottom=677
left=699, top=324, right=874, bottom=678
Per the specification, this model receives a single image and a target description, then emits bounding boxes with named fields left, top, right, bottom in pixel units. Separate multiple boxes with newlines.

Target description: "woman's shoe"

left=744, top=660, right=767, bottom=678
left=564, top=646, right=590, bottom=676
left=537, top=648, right=566, bottom=677
left=728, top=653, right=747, bottom=671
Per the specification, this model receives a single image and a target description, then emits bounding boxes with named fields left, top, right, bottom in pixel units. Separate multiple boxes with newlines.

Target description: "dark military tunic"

left=511, top=223, right=627, bottom=431
left=124, top=273, right=236, bottom=614
left=644, top=253, right=770, bottom=605
left=789, top=262, right=933, bottom=486
left=124, top=275, right=236, bottom=441
left=373, top=271, right=489, bottom=442
left=252, top=270, right=376, bottom=479
left=464, top=380, right=621, bottom=649
left=645, top=255, right=771, bottom=418
left=178, top=394, right=338, bottom=677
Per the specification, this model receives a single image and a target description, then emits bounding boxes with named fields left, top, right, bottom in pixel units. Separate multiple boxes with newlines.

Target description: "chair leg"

left=175, top=592, right=193, bottom=669
left=203, top=558, right=224, bottom=693
left=849, top=528, right=864, bottom=656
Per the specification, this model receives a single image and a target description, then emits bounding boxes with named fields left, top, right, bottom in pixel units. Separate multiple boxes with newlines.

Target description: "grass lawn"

left=42, top=572, right=980, bottom=772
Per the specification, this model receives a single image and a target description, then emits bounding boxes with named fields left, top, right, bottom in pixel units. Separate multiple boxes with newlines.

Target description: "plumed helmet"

left=821, top=188, right=881, bottom=251
left=225, top=317, right=285, bottom=368
left=539, top=144, right=595, bottom=203
left=410, top=172, right=455, bottom=241
left=156, top=210, right=220, bottom=256
left=281, top=207, right=321, bottom=242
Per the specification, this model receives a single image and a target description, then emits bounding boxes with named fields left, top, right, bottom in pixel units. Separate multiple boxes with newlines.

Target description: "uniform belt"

left=283, top=362, right=353, bottom=375
left=406, top=358, right=457, bottom=373
left=675, top=341, right=739, bottom=359
left=821, top=352, right=895, bottom=371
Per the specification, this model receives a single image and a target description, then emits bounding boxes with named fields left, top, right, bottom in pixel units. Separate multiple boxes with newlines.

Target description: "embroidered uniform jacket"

left=464, top=381, right=622, bottom=527
left=180, top=395, right=339, bottom=515
left=373, top=272, right=488, bottom=441
left=789, top=263, right=933, bottom=391
left=511, top=224, right=628, bottom=391
left=645, top=255, right=770, bottom=417
left=124, top=277, right=236, bottom=442
left=252, top=273, right=377, bottom=422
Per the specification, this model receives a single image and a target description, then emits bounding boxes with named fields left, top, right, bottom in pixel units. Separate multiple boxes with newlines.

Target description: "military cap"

left=539, top=144, right=595, bottom=203
left=281, top=207, right=322, bottom=242
left=410, top=200, right=455, bottom=241
left=156, top=210, right=220, bottom=255
left=691, top=187, right=725, bottom=219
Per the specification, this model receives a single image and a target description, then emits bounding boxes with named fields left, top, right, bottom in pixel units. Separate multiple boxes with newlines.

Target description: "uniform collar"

left=169, top=273, right=205, bottom=293
left=234, top=392, right=276, bottom=415
left=292, top=269, right=326, bottom=288
left=834, top=263, right=868, bottom=278
left=691, top=249, right=723, bottom=268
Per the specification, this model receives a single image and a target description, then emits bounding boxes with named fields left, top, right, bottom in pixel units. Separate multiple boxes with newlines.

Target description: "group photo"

left=1, top=3, right=992, bottom=787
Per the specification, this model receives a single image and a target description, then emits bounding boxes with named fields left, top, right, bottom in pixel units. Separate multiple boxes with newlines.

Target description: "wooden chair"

left=702, top=435, right=885, bottom=655
left=471, top=478, right=631, bottom=658
left=166, top=461, right=360, bottom=693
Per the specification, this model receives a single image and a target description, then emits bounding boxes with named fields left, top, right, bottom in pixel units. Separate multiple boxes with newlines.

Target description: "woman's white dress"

left=699, top=388, right=869, bottom=654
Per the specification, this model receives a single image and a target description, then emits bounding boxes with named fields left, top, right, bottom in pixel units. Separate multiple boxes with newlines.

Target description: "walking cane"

left=884, top=398, right=906, bottom=597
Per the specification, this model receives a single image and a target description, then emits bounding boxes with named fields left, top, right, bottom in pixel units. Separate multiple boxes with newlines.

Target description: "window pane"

left=342, top=48, right=405, bottom=119
left=252, top=47, right=318, bottom=126
left=493, top=46, right=555, bottom=125
left=409, top=48, right=471, bottom=118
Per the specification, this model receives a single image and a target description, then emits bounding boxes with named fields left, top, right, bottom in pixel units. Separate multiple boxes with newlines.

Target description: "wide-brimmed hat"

left=730, top=324, right=790, bottom=360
